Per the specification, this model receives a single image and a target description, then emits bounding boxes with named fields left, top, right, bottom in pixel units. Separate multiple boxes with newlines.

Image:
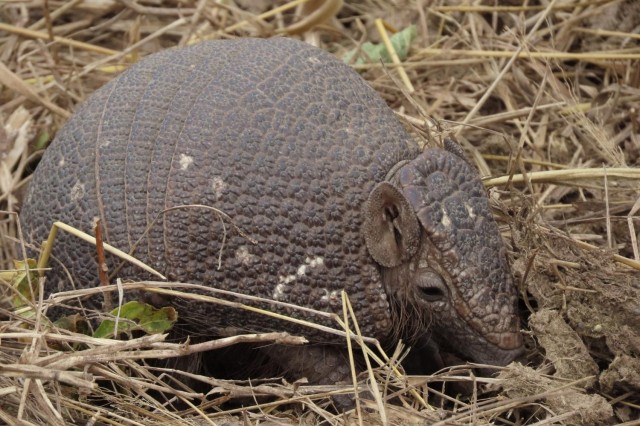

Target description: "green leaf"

left=10, top=259, right=39, bottom=309
left=34, top=130, right=51, bottom=150
left=93, top=301, right=177, bottom=339
left=54, top=314, right=91, bottom=335
left=343, top=25, right=417, bottom=65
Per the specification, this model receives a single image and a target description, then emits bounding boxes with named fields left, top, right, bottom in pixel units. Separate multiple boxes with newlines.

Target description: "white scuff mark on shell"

left=465, top=203, right=476, bottom=218
left=235, top=246, right=256, bottom=265
left=179, top=153, right=193, bottom=170
left=70, top=181, right=85, bottom=200
left=58, top=157, right=65, bottom=167
left=279, top=274, right=296, bottom=286
left=320, top=289, right=340, bottom=305
left=308, top=56, right=321, bottom=64
left=273, top=256, right=325, bottom=301
left=273, top=283, right=286, bottom=300
left=212, top=176, right=226, bottom=201
left=306, top=256, right=324, bottom=268
left=296, top=256, right=324, bottom=277
left=100, top=139, right=111, bottom=148
left=441, top=209, right=451, bottom=227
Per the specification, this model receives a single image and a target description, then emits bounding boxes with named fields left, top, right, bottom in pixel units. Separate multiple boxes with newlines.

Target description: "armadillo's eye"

left=417, top=270, right=448, bottom=303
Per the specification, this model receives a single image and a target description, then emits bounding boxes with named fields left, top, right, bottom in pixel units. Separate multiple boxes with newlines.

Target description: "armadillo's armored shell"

left=20, top=38, right=420, bottom=341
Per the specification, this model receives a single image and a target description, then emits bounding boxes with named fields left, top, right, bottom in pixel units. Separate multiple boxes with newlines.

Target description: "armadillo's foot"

left=262, top=344, right=367, bottom=411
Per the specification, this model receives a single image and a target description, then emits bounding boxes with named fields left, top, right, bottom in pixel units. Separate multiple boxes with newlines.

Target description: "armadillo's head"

left=363, top=144, right=523, bottom=368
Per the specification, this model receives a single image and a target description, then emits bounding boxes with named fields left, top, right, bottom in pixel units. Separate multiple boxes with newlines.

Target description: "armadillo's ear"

left=363, top=182, right=420, bottom=268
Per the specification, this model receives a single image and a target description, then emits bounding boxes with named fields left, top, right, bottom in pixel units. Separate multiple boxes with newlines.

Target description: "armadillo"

left=20, top=37, right=523, bottom=385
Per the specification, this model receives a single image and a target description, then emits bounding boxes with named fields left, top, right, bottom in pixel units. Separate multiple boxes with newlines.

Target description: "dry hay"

left=1, top=0, right=640, bottom=424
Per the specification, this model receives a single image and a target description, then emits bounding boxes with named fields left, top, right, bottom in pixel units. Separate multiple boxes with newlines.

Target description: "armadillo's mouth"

left=480, top=338, right=524, bottom=366
left=466, top=331, right=525, bottom=367
left=429, top=333, right=524, bottom=378
left=436, top=329, right=524, bottom=368
left=462, top=313, right=524, bottom=352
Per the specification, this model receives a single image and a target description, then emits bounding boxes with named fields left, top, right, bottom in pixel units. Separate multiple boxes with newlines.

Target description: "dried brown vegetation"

left=1, top=0, right=639, bottom=424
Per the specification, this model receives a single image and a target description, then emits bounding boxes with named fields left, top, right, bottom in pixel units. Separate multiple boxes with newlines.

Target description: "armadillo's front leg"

left=262, top=344, right=360, bottom=408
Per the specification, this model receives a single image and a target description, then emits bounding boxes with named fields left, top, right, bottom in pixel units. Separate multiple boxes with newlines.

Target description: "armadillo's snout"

left=486, top=318, right=524, bottom=349
left=496, top=330, right=524, bottom=351
left=489, top=334, right=524, bottom=366
left=484, top=315, right=525, bottom=365
left=461, top=310, right=524, bottom=366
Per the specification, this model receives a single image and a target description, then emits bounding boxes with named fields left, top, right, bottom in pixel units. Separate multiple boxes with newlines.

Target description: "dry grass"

left=1, top=0, right=639, bottom=424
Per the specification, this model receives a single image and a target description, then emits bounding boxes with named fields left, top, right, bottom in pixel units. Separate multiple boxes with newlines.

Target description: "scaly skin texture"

left=20, top=38, right=522, bottom=386
left=393, top=149, right=522, bottom=365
